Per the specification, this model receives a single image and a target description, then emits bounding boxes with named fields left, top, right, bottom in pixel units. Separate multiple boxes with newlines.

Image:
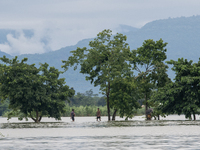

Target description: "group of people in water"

left=70, top=108, right=101, bottom=122
left=70, top=107, right=153, bottom=121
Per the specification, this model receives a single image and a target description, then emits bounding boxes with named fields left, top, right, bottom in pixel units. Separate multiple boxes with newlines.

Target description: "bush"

left=63, top=105, right=114, bottom=117
left=134, top=106, right=145, bottom=116
left=63, top=105, right=145, bottom=117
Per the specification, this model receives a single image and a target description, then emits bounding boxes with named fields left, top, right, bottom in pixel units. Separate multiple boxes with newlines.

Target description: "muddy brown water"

left=1, top=115, right=200, bottom=150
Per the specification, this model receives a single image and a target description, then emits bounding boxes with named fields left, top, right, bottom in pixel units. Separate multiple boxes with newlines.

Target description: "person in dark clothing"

left=96, top=108, right=101, bottom=121
left=146, top=108, right=153, bottom=120
left=70, top=109, right=75, bottom=121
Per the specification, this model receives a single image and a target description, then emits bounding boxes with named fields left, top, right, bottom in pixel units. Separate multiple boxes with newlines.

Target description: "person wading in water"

left=146, top=108, right=153, bottom=120
left=96, top=108, right=101, bottom=121
left=70, top=109, right=75, bottom=122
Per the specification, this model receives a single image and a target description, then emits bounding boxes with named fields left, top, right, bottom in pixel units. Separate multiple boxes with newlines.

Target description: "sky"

left=0, top=0, right=200, bottom=55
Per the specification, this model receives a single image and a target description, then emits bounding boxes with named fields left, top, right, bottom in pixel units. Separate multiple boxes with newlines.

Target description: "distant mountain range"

left=0, top=15, right=200, bottom=95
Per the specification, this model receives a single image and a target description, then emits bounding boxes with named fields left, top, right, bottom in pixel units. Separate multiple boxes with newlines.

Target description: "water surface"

left=0, top=115, right=200, bottom=150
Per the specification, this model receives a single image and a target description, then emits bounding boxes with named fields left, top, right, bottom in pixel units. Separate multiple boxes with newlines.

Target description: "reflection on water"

left=0, top=116, right=200, bottom=149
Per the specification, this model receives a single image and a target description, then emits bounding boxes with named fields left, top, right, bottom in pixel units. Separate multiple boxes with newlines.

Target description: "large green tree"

left=148, top=62, right=171, bottom=120
left=152, top=58, right=200, bottom=120
left=62, top=29, right=140, bottom=121
left=109, top=76, right=141, bottom=120
left=131, top=39, right=169, bottom=119
left=0, top=56, right=74, bottom=122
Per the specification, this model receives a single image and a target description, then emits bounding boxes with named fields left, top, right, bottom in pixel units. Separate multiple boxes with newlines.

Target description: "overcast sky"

left=0, top=0, right=200, bottom=55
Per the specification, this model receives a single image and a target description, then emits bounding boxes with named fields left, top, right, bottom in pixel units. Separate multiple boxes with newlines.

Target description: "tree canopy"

left=151, top=58, right=200, bottom=120
left=62, top=29, right=141, bottom=120
left=130, top=39, right=170, bottom=119
left=0, top=56, right=75, bottom=122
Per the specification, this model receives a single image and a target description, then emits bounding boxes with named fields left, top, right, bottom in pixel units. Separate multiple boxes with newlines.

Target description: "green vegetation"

left=0, top=99, right=9, bottom=116
left=131, top=39, right=170, bottom=119
left=151, top=58, right=200, bottom=120
left=2, top=16, right=200, bottom=94
left=63, top=105, right=145, bottom=117
left=1, top=90, right=146, bottom=118
left=63, top=105, right=115, bottom=117
left=62, top=30, right=170, bottom=121
left=1, top=27, right=200, bottom=122
left=69, top=89, right=106, bottom=106
left=63, top=29, right=141, bottom=120
left=0, top=56, right=74, bottom=122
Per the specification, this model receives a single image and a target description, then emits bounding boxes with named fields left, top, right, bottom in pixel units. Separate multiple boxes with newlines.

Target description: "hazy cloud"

left=0, top=0, right=200, bottom=55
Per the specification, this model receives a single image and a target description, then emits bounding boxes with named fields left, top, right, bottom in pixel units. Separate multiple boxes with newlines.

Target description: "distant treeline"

left=68, top=89, right=106, bottom=107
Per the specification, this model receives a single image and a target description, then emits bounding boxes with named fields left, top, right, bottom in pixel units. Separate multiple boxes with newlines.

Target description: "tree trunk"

left=30, top=111, right=42, bottom=123
left=106, top=82, right=111, bottom=121
left=193, top=113, right=196, bottom=121
left=39, top=116, right=42, bottom=122
left=157, top=115, right=160, bottom=120
left=112, top=109, right=117, bottom=121
left=145, top=93, right=148, bottom=120
left=36, top=110, right=39, bottom=123
left=30, top=116, right=36, bottom=122
left=30, top=112, right=36, bottom=122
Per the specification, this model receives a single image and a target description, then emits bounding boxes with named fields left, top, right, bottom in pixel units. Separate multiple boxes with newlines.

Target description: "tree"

left=97, top=96, right=106, bottom=106
left=131, top=39, right=169, bottom=119
left=109, top=76, right=141, bottom=120
left=148, top=62, right=171, bottom=120
left=62, top=29, right=140, bottom=121
left=0, top=56, right=74, bottom=122
left=151, top=58, right=200, bottom=120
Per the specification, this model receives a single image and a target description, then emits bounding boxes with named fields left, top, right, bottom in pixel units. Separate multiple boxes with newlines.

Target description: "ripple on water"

left=1, top=134, right=200, bottom=150
left=1, top=120, right=200, bottom=129
left=1, top=116, right=200, bottom=149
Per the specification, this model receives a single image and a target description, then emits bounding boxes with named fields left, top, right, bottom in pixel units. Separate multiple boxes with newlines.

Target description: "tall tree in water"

left=62, top=29, right=140, bottom=121
left=0, top=56, right=74, bottom=122
left=131, top=39, right=168, bottom=119
left=152, top=58, right=200, bottom=120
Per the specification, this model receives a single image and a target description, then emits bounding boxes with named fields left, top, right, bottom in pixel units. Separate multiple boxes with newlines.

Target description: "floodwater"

left=1, top=115, right=200, bottom=150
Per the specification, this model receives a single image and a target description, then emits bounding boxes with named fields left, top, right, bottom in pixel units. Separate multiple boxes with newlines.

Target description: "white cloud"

left=0, top=0, right=200, bottom=55
left=0, top=30, right=47, bottom=55
left=0, top=43, right=11, bottom=53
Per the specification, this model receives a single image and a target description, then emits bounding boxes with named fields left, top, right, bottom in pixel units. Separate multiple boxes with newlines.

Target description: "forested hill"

left=126, top=16, right=200, bottom=63
left=0, top=15, right=200, bottom=94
